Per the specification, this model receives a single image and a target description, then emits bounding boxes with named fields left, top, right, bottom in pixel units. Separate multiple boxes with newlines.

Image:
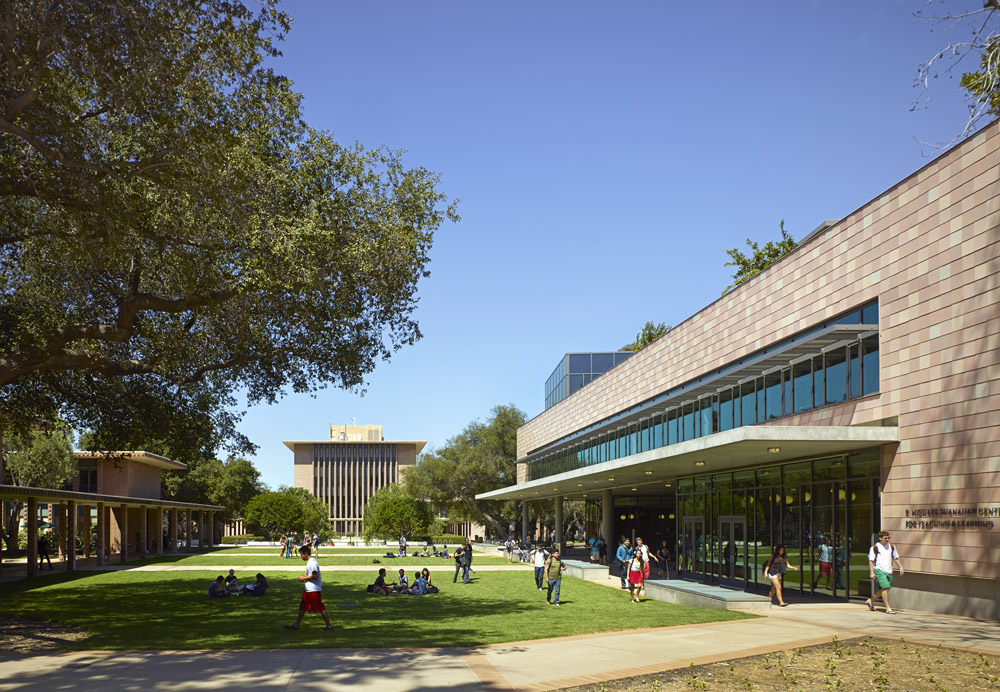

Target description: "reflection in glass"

left=825, top=347, right=847, bottom=404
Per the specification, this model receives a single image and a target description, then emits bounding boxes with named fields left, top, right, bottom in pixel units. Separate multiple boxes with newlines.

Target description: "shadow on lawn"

left=0, top=570, right=549, bottom=652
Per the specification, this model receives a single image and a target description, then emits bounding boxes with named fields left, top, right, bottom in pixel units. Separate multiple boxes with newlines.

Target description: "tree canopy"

left=721, top=221, right=798, bottom=295
left=161, top=454, right=265, bottom=522
left=403, top=404, right=525, bottom=537
left=0, top=1, right=458, bottom=458
left=361, top=484, right=434, bottom=542
left=621, top=321, right=672, bottom=351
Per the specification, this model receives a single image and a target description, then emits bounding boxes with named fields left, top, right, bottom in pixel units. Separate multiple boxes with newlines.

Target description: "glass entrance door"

left=680, top=516, right=706, bottom=582
left=718, top=515, right=747, bottom=589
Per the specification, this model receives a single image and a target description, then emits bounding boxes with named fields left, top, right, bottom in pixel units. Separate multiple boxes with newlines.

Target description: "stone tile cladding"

left=518, top=122, right=1000, bottom=579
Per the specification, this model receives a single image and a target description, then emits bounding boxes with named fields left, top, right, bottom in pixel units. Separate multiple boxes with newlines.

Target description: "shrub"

left=221, top=534, right=263, bottom=544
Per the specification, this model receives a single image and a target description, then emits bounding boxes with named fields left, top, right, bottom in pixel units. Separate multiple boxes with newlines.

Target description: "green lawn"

left=0, top=568, right=756, bottom=650
left=119, top=552, right=512, bottom=567
left=221, top=546, right=472, bottom=554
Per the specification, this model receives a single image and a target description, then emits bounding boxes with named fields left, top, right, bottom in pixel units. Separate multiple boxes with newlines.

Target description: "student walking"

left=763, top=545, right=798, bottom=607
left=545, top=548, right=567, bottom=606
left=867, top=531, right=904, bottom=614
left=616, top=538, right=633, bottom=590
left=530, top=544, right=549, bottom=590
left=285, top=546, right=333, bottom=631
left=627, top=548, right=645, bottom=602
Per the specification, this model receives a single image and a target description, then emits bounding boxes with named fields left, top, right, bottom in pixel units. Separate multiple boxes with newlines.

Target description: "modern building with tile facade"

left=286, top=424, right=426, bottom=535
left=480, top=122, right=999, bottom=619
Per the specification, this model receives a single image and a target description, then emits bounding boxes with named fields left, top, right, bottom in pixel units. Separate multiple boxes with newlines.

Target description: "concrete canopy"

left=477, top=425, right=898, bottom=502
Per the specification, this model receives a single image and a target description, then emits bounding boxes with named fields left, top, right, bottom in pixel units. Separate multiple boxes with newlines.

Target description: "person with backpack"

left=545, top=548, right=567, bottom=606
left=504, top=537, right=514, bottom=563
left=763, top=545, right=798, bottom=607
left=867, top=530, right=904, bottom=614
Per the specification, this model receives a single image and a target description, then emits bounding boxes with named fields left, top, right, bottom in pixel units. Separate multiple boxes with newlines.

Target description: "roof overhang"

left=283, top=440, right=427, bottom=455
left=73, top=451, right=187, bottom=471
left=477, top=425, right=898, bottom=501
left=0, top=484, right=224, bottom=510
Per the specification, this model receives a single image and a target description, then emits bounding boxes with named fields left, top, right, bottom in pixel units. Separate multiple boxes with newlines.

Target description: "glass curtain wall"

left=530, top=332, right=879, bottom=480
left=677, top=449, right=881, bottom=602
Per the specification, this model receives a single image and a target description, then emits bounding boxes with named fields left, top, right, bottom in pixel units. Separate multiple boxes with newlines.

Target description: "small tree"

left=722, top=221, right=798, bottom=295
left=362, top=485, right=433, bottom=543
left=2, top=425, right=74, bottom=554
left=281, top=486, right=334, bottom=540
left=242, top=491, right=304, bottom=541
left=621, top=321, right=672, bottom=351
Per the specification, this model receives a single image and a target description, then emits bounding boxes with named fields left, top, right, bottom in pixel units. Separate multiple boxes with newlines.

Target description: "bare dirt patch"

left=0, top=616, right=88, bottom=652
left=562, top=636, right=1000, bottom=691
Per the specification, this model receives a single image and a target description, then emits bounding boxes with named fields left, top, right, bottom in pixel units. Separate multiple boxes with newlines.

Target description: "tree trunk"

left=4, top=501, right=22, bottom=555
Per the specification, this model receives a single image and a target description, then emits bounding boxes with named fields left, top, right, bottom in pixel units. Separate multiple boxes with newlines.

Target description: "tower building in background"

left=285, top=425, right=426, bottom=534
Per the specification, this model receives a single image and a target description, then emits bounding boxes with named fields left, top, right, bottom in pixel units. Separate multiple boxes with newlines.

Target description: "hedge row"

left=221, top=534, right=264, bottom=544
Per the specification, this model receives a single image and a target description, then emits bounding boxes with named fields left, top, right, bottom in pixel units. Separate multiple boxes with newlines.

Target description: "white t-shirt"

left=637, top=544, right=650, bottom=560
left=304, top=557, right=322, bottom=592
left=818, top=544, right=833, bottom=563
left=532, top=549, right=549, bottom=567
left=868, top=542, right=898, bottom=573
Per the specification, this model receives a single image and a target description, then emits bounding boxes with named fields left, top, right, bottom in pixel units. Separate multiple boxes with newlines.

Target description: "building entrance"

left=719, top=515, right=747, bottom=589
left=676, top=449, right=881, bottom=602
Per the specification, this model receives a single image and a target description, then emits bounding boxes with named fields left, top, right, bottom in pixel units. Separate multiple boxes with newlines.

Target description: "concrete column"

left=57, top=503, right=67, bottom=559
left=197, top=510, right=204, bottom=549
left=156, top=508, right=164, bottom=555
left=140, top=507, right=148, bottom=557
left=119, top=504, right=129, bottom=563
left=554, top=497, right=563, bottom=551
left=169, top=509, right=178, bottom=552
left=186, top=510, right=192, bottom=550
left=66, top=500, right=77, bottom=571
left=82, top=506, right=91, bottom=557
left=96, top=502, right=106, bottom=566
left=601, top=489, right=614, bottom=548
left=205, top=512, right=213, bottom=548
left=26, top=497, right=38, bottom=578
left=521, top=501, right=529, bottom=542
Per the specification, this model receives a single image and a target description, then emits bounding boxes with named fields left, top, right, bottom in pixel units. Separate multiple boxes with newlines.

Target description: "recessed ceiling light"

left=694, top=461, right=705, bottom=467
left=644, top=471, right=653, bottom=475
left=582, top=494, right=587, bottom=497
left=631, top=488, right=637, bottom=491
left=576, top=483, right=584, bottom=487
left=665, top=483, right=672, bottom=488
left=768, top=447, right=781, bottom=453
left=608, top=477, right=615, bottom=481
left=553, top=487, right=558, bottom=490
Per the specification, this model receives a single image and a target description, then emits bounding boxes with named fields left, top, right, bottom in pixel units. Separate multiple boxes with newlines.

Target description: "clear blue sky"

left=241, top=0, right=977, bottom=489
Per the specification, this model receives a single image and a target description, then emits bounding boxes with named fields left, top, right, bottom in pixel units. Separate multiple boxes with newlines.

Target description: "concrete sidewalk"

left=1, top=604, right=998, bottom=691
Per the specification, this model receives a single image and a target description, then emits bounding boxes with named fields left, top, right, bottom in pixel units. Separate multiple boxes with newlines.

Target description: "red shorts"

left=300, top=591, right=325, bottom=612
left=819, top=562, right=832, bottom=577
left=628, top=571, right=644, bottom=585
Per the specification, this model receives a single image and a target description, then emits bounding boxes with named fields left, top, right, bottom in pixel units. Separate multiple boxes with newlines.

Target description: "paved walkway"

left=2, top=603, right=999, bottom=691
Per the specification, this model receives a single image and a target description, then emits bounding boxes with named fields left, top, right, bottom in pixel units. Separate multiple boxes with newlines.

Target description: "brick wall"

left=518, top=122, right=1000, bottom=580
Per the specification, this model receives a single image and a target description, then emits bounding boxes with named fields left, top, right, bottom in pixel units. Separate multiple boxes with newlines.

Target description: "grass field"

left=0, top=568, right=756, bottom=650
left=116, top=552, right=512, bottom=567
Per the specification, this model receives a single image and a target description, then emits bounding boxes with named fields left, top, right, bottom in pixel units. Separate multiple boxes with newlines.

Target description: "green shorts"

left=874, top=569, right=893, bottom=590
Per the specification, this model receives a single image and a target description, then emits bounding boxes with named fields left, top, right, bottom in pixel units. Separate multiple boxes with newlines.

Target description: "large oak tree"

left=0, top=1, right=457, bottom=458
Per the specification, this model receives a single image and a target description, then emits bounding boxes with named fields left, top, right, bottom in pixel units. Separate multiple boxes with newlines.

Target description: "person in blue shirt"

left=616, top=538, right=634, bottom=590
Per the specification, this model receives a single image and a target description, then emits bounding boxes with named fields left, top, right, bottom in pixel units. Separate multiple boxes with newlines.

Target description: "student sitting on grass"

left=394, top=568, right=409, bottom=593
left=208, top=575, right=229, bottom=598
left=409, top=572, right=428, bottom=595
left=240, top=573, right=269, bottom=596
left=224, top=569, right=239, bottom=593
left=371, top=568, right=393, bottom=595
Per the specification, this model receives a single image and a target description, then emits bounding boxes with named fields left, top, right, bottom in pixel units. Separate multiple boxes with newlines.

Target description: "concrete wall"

left=517, top=123, right=1000, bottom=589
left=97, top=459, right=162, bottom=500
